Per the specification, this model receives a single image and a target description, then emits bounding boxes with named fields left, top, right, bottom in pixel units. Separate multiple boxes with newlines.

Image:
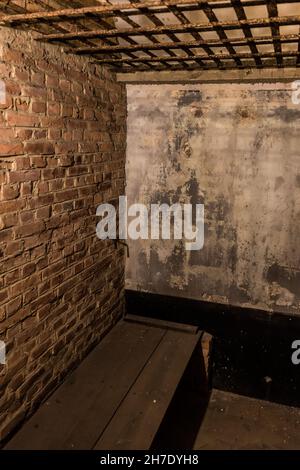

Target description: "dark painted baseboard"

left=126, top=290, right=300, bottom=407
left=125, top=289, right=300, bottom=333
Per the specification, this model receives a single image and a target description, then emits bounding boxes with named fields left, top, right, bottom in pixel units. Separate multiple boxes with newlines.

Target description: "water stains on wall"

left=126, top=83, right=300, bottom=315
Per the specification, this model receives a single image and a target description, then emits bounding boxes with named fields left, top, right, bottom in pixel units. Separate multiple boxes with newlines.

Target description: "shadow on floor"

left=151, top=343, right=210, bottom=450
left=212, top=325, right=300, bottom=408
left=193, top=389, right=300, bottom=450
left=151, top=333, right=300, bottom=450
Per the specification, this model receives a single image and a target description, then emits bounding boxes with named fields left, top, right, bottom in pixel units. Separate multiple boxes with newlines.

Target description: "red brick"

left=5, top=81, right=21, bottom=96
left=32, top=101, right=46, bottom=114
left=31, top=72, right=45, bottom=86
left=15, top=97, right=30, bottom=112
left=14, top=129, right=33, bottom=140
left=28, top=194, right=54, bottom=209
left=15, top=221, right=45, bottom=238
left=0, top=143, right=23, bottom=156
left=61, top=105, right=73, bottom=117
left=36, top=181, right=49, bottom=194
left=22, top=263, right=36, bottom=277
left=20, top=211, right=35, bottom=224
left=3, top=48, right=24, bottom=65
left=24, top=142, right=54, bottom=155
left=0, top=31, right=126, bottom=445
left=48, top=128, right=61, bottom=140
left=21, top=182, right=32, bottom=197
left=36, top=206, right=50, bottom=219
left=5, top=269, right=20, bottom=288
left=9, top=170, right=40, bottom=183
left=49, top=179, right=63, bottom=191
left=6, top=296, right=22, bottom=317
left=0, top=228, right=13, bottom=243
left=58, top=156, right=74, bottom=167
left=5, top=241, right=23, bottom=257
left=55, top=142, right=77, bottom=154
left=0, top=199, right=24, bottom=215
left=30, top=156, right=46, bottom=168
left=1, top=212, right=18, bottom=228
left=13, top=157, right=30, bottom=171
left=22, top=85, right=47, bottom=99
left=59, top=79, right=71, bottom=94
left=2, top=184, right=19, bottom=200
left=47, top=102, right=60, bottom=117
left=0, top=128, right=14, bottom=141
left=33, top=130, right=47, bottom=140
left=46, top=75, right=59, bottom=88
left=6, top=111, right=37, bottom=128
left=54, top=189, right=78, bottom=203
left=0, top=289, right=8, bottom=304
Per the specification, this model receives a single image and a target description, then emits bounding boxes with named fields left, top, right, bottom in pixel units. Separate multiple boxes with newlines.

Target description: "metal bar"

left=4, top=0, right=300, bottom=24
left=71, top=33, right=300, bottom=55
left=118, top=60, right=297, bottom=72
left=126, top=0, right=187, bottom=65
left=267, top=0, right=282, bottom=67
left=232, top=0, right=262, bottom=67
left=34, top=15, right=300, bottom=42
left=0, top=0, right=248, bottom=24
left=92, top=50, right=300, bottom=63
left=162, top=2, right=219, bottom=68
left=201, top=1, right=242, bottom=67
left=2, top=0, right=300, bottom=24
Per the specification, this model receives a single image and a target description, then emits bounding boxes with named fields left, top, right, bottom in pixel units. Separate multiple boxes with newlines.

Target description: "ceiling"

left=1, top=1, right=300, bottom=72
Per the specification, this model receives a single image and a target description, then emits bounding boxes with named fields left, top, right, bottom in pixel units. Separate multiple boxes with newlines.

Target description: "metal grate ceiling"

left=1, top=1, right=300, bottom=72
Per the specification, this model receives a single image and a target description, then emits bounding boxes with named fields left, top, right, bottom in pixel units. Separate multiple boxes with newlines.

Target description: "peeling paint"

left=177, top=90, right=203, bottom=107
left=266, top=263, right=300, bottom=298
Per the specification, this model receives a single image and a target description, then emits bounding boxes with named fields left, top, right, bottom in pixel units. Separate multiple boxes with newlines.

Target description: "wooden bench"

left=5, top=317, right=203, bottom=450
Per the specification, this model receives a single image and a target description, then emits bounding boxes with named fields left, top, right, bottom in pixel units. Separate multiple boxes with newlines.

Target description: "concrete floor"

left=194, top=389, right=300, bottom=450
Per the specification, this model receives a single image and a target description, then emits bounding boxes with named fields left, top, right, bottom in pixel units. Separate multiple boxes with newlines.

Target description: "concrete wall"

left=0, top=27, right=126, bottom=442
left=126, top=83, right=300, bottom=315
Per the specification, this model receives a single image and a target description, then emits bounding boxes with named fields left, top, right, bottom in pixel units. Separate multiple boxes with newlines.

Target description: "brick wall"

left=0, top=27, right=127, bottom=442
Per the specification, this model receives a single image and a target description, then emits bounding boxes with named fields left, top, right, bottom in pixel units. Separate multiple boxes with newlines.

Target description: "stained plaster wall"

left=126, top=83, right=300, bottom=315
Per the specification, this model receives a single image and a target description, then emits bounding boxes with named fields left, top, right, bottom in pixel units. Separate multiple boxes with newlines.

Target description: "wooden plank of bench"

left=6, top=321, right=166, bottom=450
left=124, top=314, right=199, bottom=334
left=94, top=329, right=202, bottom=450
